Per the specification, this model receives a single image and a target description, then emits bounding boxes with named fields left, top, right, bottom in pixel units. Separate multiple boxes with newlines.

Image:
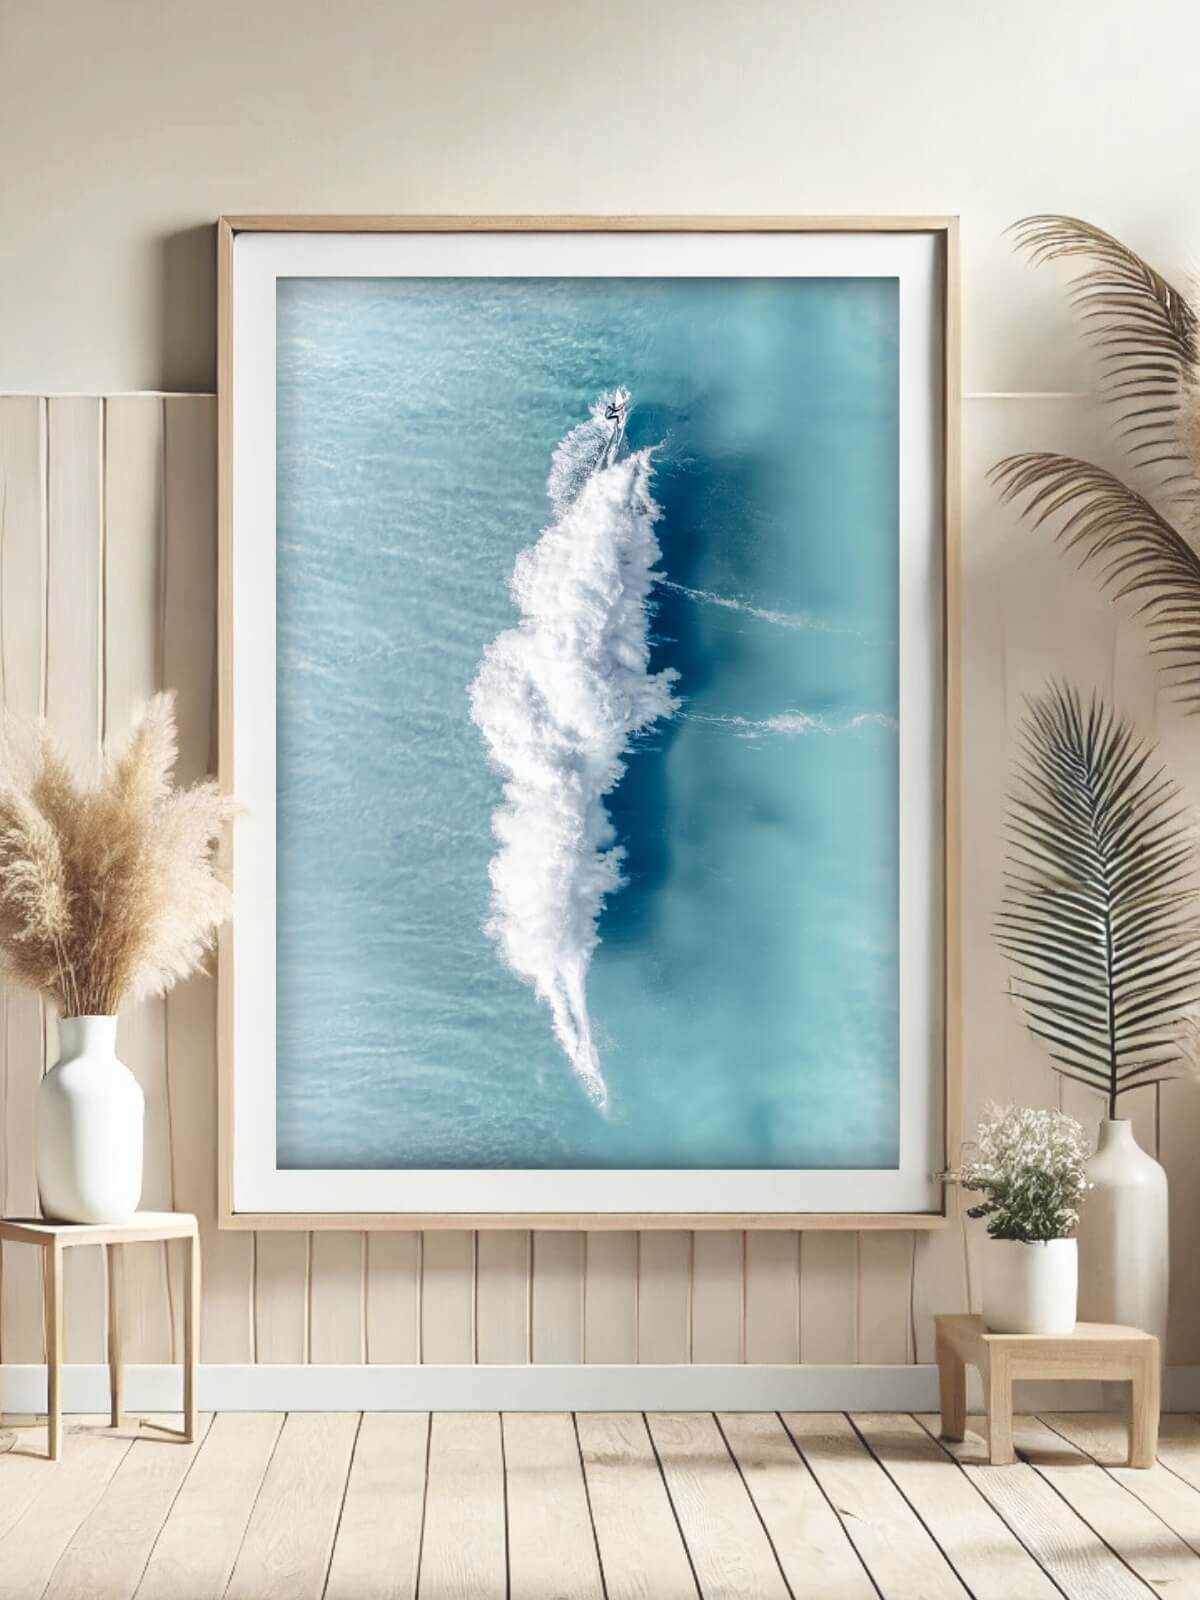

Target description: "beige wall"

left=2, top=0, right=1197, bottom=394
left=2, top=0, right=1200, bottom=1371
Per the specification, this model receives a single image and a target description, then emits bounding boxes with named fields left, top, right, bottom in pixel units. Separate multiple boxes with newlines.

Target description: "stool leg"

left=1129, top=1344, right=1161, bottom=1469
left=937, top=1330, right=966, bottom=1442
left=106, top=1244, right=124, bottom=1429
left=44, top=1242, right=63, bottom=1461
left=183, top=1230, right=200, bottom=1443
left=986, top=1353, right=1014, bottom=1466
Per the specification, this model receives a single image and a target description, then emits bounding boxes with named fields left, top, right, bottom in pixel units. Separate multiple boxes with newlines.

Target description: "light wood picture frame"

left=217, top=215, right=960, bottom=1230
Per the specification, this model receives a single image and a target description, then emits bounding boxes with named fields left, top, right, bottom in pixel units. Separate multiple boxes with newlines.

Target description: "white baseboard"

left=3, top=1363, right=1199, bottom=1413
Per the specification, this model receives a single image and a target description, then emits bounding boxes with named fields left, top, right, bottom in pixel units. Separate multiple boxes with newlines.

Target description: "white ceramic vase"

left=35, top=1016, right=144, bottom=1224
left=1076, top=1118, right=1168, bottom=1342
left=983, top=1237, right=1078, bottom=1334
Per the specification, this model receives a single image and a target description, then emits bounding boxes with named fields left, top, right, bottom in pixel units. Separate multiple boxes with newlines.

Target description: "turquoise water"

left=275, top=275, right=899, bottom=1169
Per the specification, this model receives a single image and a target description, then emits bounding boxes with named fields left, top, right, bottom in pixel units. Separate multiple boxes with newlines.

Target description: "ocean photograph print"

left=219, top=220, right=956, bottom=1224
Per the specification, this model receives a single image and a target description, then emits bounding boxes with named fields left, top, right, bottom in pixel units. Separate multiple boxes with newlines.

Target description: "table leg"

left=43, top=1242, right=63, bottom=1461
left=986, top=1352, right=1014, bottom=1465
left=936, top=1329, right=967, bottom=1442
left=1129, top=1343, right=1161, bottom=1469
left=106, top=1244, right=123, bottom=1429
left=183, top=1229, right=200, bottom=1443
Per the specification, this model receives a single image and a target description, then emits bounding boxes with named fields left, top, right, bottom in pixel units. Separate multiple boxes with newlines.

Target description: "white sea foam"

left=468, top=391, right=678, bottom=1107
left=660, top=580, right=845, bottom=633
left=688, top=710, right=898, bottom=738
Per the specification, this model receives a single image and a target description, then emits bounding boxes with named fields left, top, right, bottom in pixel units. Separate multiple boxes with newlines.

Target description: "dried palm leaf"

left=999, top=683, right=1200, bottom=1117
left=1012, top=215, right=1198, bottom=469
left=1184, top=380, right=1200, bottom=482
left=992, top=451, right=1200, bottom=709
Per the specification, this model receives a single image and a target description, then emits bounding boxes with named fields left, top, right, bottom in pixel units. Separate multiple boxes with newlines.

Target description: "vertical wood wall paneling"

left=46, top=397, right=109, bottom=1363
left=104, top=396, right=176, bottom=1364
left=857, top=1232, right=915, bottom=1364
left=1161, top=1076, right=1200, bottom=1362
left=309, top=1232, right=366, bottom=1362
left=744, top=1231, right=799, bottom=1363
left=421, top=1230, right=475, bottom=1362
left=309, top=1176, right=367, bottom=1367
left=254, top=1232, right=309, bottom=1362
left=1109, top=621, right=1161, bottom=1159
left=952, top=403, right=1016, bottom=1327
left=475, top=1232, right=530, bottom=1363
left=531, top=1232, right=585, bottom=1363
left=798, top=1233, right=858, bottom=1363
left=365, top=1232, right=420, bottom=1362
left=1157, top=682, right=1200, bottom=1363
left=911, top=1193, right=969, bottom=1363
left=1122, top=590, right=1196, bottom=1362
left=162, top=396, right=254, bottom=1362
left=691, top=1231, right=744, bottom=1363
left=583, top=1232, right=637, bottom=1363
left=636, top=1232, right=691, bottom=1363
left=0, top=397, right=47, bottom=1364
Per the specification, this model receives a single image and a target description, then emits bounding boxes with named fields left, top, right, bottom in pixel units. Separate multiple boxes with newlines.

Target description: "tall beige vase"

left=1076, top=1119, right=1168, bottom=1343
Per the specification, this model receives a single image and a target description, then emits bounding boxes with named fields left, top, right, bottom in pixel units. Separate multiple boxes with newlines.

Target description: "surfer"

left=599, top=393, right=627, bottom=470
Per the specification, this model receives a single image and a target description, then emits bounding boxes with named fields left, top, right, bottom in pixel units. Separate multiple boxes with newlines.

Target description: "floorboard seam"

left=128, top=1412, right=214, bottom=1599
left=641, top=1411, right=703, bottom=1599
left=570, top=1411, right=610, bottom=1600
left=710, top=1411, right=796, bottom=1600
left=910, top=1413, right=1133, bottom=1600
left=320, top=1410, right=363, bottom=1600
left=844, top=1414, right=985, bottom=1600
left=1021, top=1443, right=1168, bottom=1597
left=775, top=1412, right=885, bottom=1600
left=218, top=1410, right=288, bottom=1598
left=1036, top=1413, right=1200, bottom=1560
left=411, top=1412, right=433, bottom=1600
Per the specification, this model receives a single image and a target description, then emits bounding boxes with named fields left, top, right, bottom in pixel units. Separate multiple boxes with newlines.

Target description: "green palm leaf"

left=998, top=683, right=1200, bottom=1115
left=991, top=452, right=1200, bottom=710
left=1012, top=215, right=1198, bottom=468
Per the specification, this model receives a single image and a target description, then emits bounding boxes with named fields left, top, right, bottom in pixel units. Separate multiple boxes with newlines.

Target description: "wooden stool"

left=0, top=1211, right=200, bottom=1460
left=935, top=1313, right=1160, bottom=1467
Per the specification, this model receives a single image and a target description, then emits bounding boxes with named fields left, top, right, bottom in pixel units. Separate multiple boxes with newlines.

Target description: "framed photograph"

left=218, top=216, right=959, bottom=1228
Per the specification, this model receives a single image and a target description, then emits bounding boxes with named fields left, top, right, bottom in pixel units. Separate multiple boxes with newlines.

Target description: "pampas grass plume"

left=0, top=693, right=234, bottom=1016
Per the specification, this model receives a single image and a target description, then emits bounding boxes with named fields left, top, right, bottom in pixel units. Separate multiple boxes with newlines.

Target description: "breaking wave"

left=468, top=391, right=678, bottom=1108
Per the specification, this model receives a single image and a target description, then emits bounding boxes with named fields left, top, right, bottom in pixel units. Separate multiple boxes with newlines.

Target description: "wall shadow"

left=159, top=225, right=217, bottom=392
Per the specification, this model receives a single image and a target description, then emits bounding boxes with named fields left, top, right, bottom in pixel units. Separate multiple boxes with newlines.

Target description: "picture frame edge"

left=215, top=214, right=961, bottom=1232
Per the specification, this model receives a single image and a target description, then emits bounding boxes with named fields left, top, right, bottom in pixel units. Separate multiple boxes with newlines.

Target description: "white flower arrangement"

left=953, top=1102, right=1091, bottom=1243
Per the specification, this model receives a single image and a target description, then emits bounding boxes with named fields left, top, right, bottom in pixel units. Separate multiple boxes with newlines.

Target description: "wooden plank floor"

left=0, top=1411, right=1196, bottom=1598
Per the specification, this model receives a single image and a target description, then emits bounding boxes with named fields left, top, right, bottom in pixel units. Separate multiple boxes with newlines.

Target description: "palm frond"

left=998, top=683, right=1200, bottom=1116
left=991, top=452, right=1200, bottom=710
left=1012, top=215, right=1198, bottom=468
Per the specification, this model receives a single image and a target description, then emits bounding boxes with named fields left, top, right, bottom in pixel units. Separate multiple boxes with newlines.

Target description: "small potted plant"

left=0, top=694, right=233, bottom=1223
left=957, top=1102, right=1091, bottom=1335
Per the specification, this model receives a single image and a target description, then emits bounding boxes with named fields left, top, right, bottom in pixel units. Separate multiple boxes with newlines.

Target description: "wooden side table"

left=935, top=1313, right=1160, bottom=1467
left=0, top=1211, right=200, bottom=1460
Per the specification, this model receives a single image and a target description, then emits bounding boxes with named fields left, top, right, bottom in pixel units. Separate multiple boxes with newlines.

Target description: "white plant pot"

left=35, top=1016, right=144, bottom=1224
left=1077, top=1118, right=1168, bottom=1342
left=983, top=1238, right=1077, bottom=1334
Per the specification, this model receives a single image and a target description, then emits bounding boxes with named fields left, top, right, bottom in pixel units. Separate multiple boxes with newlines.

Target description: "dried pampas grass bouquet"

left=0, top=692, right=235, bottom=1018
